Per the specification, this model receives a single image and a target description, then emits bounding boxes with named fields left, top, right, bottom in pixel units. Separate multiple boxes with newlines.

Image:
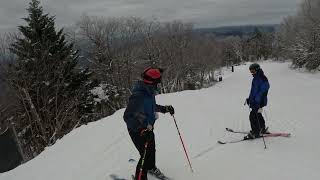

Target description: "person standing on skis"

left=245, top=63, right=270, bottom=140
left=123, top=67, right=175, bottom=180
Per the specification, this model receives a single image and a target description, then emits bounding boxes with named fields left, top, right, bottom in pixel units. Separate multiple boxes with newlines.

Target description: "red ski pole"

left=172, top=115, right=194, bottom=173
left=138, top=142, right=149, bottom=180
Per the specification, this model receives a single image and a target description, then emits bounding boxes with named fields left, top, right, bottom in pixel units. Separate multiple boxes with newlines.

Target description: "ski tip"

left=128, top=158, right=136, bottom=163
left=109, top=174, right=117, bottom=179
left=217, top=140, right=226, bottom=144
left=110, top=174, right=127, bottom=180
left=226, top=128, right=233, bottom=132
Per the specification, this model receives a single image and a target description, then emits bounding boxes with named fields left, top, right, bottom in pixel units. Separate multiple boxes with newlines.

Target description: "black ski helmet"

left=249, top=63, right=261, bottom=71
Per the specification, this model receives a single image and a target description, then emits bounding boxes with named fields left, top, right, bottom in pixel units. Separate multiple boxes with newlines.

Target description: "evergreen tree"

left=9, top=0, right=94, bottom=156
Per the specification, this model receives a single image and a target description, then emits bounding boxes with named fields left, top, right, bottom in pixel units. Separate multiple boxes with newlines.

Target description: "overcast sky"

left=0, top=0, right=302, bottom=32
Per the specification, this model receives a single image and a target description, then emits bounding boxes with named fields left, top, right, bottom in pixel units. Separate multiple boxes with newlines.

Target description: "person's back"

left=124, top=81, right=157, bottom=132
left=123, top=67, right=174, bottom=180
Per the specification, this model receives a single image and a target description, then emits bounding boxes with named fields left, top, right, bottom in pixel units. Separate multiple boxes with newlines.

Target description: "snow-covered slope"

left=1, top=61, right=320, bottom=180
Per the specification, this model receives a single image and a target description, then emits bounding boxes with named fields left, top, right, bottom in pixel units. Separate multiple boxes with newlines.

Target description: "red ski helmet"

left=142, top=67, right=163, bottom=84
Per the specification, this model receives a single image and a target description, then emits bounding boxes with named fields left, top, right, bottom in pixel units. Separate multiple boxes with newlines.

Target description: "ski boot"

left=261, top=127, right=270, bottom=134
left=148, top=167, right=166, bottom=180
left=244, top=131, right=261, bottom=140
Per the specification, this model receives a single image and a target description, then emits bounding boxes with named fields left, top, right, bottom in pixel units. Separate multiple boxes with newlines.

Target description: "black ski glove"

left=140, top=128, right=153, bottom=142
left=245, top=98, right=249, bottom=105
left=165, top=105, right=175, bottom=115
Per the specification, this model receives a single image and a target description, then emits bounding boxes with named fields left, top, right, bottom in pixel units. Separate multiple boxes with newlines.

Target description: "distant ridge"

left=194, top=24, right=279, bottom=37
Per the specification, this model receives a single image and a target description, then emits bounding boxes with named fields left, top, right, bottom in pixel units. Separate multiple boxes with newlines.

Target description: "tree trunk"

left=22, top=88, right=47, bottom=144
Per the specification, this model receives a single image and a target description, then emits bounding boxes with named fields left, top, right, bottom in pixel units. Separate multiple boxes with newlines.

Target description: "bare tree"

left=76, top=15, right=227, bottom=93
left=279, top=0, right=320, bottom=70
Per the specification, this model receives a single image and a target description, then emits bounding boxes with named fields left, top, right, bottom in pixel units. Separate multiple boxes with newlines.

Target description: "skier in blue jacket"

left=245, top=63, right=270, bottom=140
left=124, top=67, right=174, bottom=180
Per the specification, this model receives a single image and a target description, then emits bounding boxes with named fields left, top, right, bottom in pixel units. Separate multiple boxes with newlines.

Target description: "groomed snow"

left=1, top=61, right=320, bottom=180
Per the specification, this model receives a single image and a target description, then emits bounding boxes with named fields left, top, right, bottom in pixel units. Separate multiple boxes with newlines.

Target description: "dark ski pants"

left=249, top=109, right=266, bottom=136
left=129, top=130, right=156, bottom=180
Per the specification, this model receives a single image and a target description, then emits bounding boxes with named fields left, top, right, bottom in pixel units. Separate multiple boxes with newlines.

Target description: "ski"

left=128, top=159, right=172, bottom=180
left=225, top=128, right=291, bottom=137
left=218, top=139, right=246, bottom=144
left=225, top=128, right=249, bottom=134
left=148, top=172, right=172, bottom=180
left=109, top=174, right=128, bottom=180
left=129, top=174, right=172, bottom=180
left=218, top=129, right=291, bottom=144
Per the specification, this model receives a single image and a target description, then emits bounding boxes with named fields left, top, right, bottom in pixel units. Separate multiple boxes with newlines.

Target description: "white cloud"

left=0, top=0, right=302, bottom=32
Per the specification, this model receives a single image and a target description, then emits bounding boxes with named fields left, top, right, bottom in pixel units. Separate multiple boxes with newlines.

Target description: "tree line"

left=0, top=0, right=287, bottom=160
left=277, top=0, right=320, bottom=70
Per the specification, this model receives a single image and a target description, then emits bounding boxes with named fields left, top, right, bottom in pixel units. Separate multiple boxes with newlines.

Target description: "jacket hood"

left=132, top=81, right=156, bottom=96
left=253, top=69, right=265, bottom=78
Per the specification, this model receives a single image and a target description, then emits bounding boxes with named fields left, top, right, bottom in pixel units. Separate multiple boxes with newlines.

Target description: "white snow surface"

left=1, top=61, right=320, bottom=180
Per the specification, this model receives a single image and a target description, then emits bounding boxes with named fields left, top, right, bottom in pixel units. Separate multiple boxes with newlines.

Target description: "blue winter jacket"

left=123, top=81, right=166, bottom=132
left=248, top=69, right=270, bottom=109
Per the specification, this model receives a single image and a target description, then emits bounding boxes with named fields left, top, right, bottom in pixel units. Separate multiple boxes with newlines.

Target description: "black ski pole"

left=255, top=111, right=267, bottom=149
left=247, top=104, right=267, bottom=149
left=138, top=142, right=149, bottom=180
